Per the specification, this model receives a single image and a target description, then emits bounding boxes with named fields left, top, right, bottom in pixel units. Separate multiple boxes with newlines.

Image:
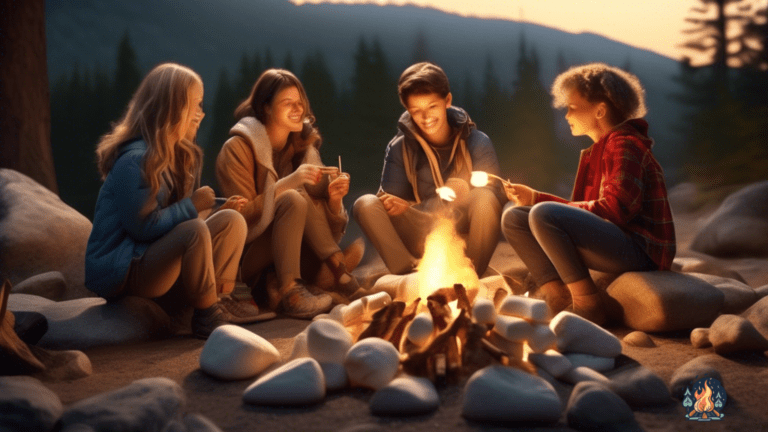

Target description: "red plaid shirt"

left=537, top=119, right=676, bottom=270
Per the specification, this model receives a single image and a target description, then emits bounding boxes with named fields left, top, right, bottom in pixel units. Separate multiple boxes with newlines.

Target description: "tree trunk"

left=0, top=0, right=57, bottom=193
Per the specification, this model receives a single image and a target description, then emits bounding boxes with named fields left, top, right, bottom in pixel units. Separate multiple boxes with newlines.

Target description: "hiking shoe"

left=279, top=279, right=333, bottom=319
left=191, top=303, right=229, bottom=339
left=219, top=293, right=276, bottom=324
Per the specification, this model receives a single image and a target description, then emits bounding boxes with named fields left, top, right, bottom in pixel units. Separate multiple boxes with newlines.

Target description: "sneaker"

left=191, top=303, right=229, bottom=339
left=279, top=279, right=333, bottom=319
left=324, top=251, right=361, bottom=296
left=219, top=293, right=276, bottom=324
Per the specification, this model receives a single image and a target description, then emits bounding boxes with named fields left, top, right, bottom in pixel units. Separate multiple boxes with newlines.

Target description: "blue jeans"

left=501, top=201, right=655, bottom=286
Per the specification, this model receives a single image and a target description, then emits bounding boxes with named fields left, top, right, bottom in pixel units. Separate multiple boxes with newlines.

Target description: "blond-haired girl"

left=85, top=63, right=248, bottom=339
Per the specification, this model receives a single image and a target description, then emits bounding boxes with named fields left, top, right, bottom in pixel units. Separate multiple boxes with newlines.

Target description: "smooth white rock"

left=527, top=323, right=557, bottom=353
left=566, top=381, right=638, bottom=431
left=471, top=298, right=496, bottom=326
left=709, top=313, right=768, bottom=354
left=498, top=295, right=548, bottom=322
left=321, top=362, right=348, bottom=392
left=288, top=331, right=309, bottom=360
left=0, top=376, right=63, bottom=432
left=406, top=313, right=433, bottom=347
left=199, top=325, right=281, bottom=381
left=369, top=376, right=439, bottom=416
left=11, top=271, right=67, bottom=301
left=564, top=353, right=615, bottom=372
left=329, top=304, right=345, bottom=323
left=59, top=377, right=185, bottom=431
left=344, top=338, right=400, bottom=390
left=361, top=292, right=391, bottom=313
left=528, top=349, right=573, bottom=378
left=560, top=366, right=610, bottom=385
left=550, top=311, right=622, bottom=357
left=493, top=315, right=533, bottom=342
left=371, top=273, right=418, bottom=301
left=487, top=332, right=523, bottom=359
left=243, top=358, right=325, bottom=406
left=306, top=319, right=353, bottom=364
left=342, top=299, right=365, bottom=326
left=462, top=365, right=561, bottom=423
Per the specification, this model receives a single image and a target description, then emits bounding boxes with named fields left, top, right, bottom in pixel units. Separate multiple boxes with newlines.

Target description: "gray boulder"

left=607, top=271, right=723, bottom=332
left=669, top=354, right=723, bottom=400
left=8, top=293, right=172, bottom=350
left=672, top=255, right=747, bottom=284
left=607, top=366, right=672, bottom=408
left=687, top=272, right=759, bottom=314
left=690, top=181, right=768, bottom=257
left=708, top=314, right=768, bottom=354
left=0, top=169, right=94, bottom=299
left=11, top=271, right=68, bottom=300
left=0, top=376, right=63, bottom=432
left=742, top=295, right=768, bottom=339
left=566, top=381, right=641, bottom=432
left=60, top=377, right=185, bottom=432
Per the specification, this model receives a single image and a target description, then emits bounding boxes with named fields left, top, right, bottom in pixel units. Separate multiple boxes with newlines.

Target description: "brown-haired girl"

left=216, top=68, right=359, bottom=319
left=85, top=63, right=248, bottom=339
left=501, top=63, right=675, bottom=326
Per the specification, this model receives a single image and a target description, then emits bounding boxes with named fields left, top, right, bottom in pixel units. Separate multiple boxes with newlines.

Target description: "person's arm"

left=569, top=138, right=645, bottom=225
left=114, top=152, right=197, bottom=242
left=467, top=130, right=506, bottom=203
left=379, top=136, right=415, bottom=201
left=216, top=137, right=265, bottom=226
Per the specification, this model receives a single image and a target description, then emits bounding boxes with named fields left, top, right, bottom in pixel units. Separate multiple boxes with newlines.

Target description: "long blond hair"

left=96, top=63, right=203, bottom=209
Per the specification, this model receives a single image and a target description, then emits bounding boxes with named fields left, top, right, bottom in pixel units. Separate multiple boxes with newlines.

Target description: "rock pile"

left=0, top=376, right=222, bottom=432
left=198, top=290, right=674, bottom=429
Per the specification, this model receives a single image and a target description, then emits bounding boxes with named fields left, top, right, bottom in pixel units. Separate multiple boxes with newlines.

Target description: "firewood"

left=387, top=298, right=420, bottom=350
left=461, top=323, right=498, bottom=373
left=426, top=293, right=451, bottom=330
left=401, top=309, right=469, bottom=378
left=453, top=284, right=471, bottom=312
left=0, top=278, right=45, bottom=374
left=357, top=301, right=405, bottom=341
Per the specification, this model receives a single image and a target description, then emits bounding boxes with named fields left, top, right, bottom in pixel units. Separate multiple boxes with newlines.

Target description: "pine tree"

left=202, top=68, right=236, bottom=190
left=410, top=29, right=431, bottom=63
left=113, top=31, right=142, bottom=119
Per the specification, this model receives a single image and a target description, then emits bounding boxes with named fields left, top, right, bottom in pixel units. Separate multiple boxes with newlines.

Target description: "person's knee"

left=276, top=189, right=307, bottom=214
left=178, top=218, right=209, bottom=243
left=352, top=194, right=381, bottom=222
left=501, top=204, right=529, bottom=232
left=468, top=188, right=501, bottom=217
left=528, top=202, right=562, bottom=229
left=217, top=209, right=247, bottom=240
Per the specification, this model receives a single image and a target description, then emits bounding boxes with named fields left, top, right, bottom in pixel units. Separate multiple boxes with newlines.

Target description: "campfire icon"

left=683, top=377, right=727, bottom=421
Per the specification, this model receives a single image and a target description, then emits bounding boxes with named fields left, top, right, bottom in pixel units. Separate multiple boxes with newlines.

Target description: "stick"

left=338, top=155, right=342, bottom=173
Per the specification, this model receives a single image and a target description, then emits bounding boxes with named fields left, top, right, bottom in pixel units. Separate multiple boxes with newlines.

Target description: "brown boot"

left=532, top=281, right=572, bottom=318
left=324, top=251, right=360, bottom=296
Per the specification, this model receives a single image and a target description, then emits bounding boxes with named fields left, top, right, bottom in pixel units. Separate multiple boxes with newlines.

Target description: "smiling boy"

left=353, top=62, right=505, bottom=277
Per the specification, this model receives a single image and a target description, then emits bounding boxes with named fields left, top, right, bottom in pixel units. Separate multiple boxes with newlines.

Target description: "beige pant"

left=120, top=209, right=247, bottom=309
left=240, top=189, right=341, bottom=289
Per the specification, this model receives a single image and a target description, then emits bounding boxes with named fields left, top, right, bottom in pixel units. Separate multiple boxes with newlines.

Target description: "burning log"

left=357, top=301, right=405, bottom=342
left=387, top=298, right=421, bottom=350
left=453, top=283, right=472, bottom=312
left=401, top=309, right=470, bottom=382
left=460, top=322, right=499, bottom=373
left=426, top=293, right=452, bottom=331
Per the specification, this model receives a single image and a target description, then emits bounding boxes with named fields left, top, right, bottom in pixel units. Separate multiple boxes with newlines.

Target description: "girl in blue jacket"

left=85, top=63, right=247, bottom=339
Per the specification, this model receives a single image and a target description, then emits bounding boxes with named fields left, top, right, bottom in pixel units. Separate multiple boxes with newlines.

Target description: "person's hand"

left=287, top=164, right=322, bottom=189
left=219, top=195, right=248, bottom=213
left=379, top=193, right=410, bottom=217
left=327, top=172, right=350, bottom=215
left=191, top=186, right=216, bottom=212
left=504, top=183, right=538, bottom=206
left=328, top=172, right=350, bottom=202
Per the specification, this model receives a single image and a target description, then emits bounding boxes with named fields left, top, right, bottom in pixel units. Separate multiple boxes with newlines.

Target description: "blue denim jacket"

left=85, top=139, right=198, bottom=297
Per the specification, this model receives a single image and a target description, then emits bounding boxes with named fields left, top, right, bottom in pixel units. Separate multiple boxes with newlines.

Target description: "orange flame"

left=415, top=217, right=479, bottom=304
left=694, top=380, right=714, bottom=413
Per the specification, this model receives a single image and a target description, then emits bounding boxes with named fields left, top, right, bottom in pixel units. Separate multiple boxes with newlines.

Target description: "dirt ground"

left=39, top=209, right=768, bottom=432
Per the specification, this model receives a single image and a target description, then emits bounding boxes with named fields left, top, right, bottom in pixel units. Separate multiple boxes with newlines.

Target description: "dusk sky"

left=292, top=0, right=755, bottom=63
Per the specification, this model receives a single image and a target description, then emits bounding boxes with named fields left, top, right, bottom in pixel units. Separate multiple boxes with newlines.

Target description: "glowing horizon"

left=291, top=0, right=703, bottom=62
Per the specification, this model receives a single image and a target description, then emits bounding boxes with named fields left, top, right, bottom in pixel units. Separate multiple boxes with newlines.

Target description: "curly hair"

left=95, top=63, right=203, bottom=213
left=551, top=63, right=646, bottom=125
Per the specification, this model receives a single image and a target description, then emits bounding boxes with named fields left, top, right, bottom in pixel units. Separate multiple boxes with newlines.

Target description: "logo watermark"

left=683, top=377, right=726, bottom=421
